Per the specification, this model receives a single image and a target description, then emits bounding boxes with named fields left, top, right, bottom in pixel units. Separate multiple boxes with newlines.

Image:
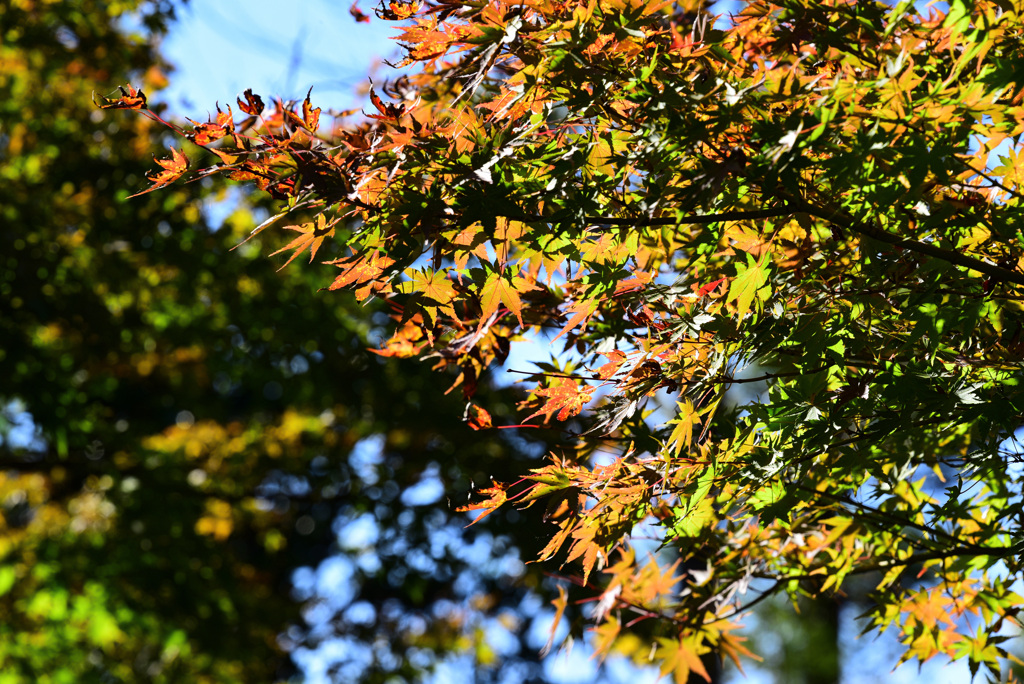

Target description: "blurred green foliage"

left=0, top=2, right=561, bottom=681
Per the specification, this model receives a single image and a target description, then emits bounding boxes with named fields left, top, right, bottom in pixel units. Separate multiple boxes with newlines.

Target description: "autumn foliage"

left=104, top=0, right=1024, bottom=678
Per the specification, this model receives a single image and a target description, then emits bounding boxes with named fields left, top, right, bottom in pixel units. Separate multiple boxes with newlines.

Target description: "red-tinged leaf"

left=466, top=403, right=492, bottom=430
left=596, top=350, right=626, bottom=380
left=455, top=482, right=508, bottom=526
left=367, top=86, right=405, bottom=120
left=94, top=84, right=147, bottom=110
left=613, top=269, right=653, bottom=296
left=349, top=0, right=371, bottom=22
left=129, top=147, right=188, bottom=198
left=479, top=270, right=527, bottom=327
left=697, top=277, right=725, bottom=298
left=369, top=86, right=388, bottom=115
left=524, top=378, right=594, bottom=423
left=237, top=89, right=265, bottom=116
left=188, top=106, right=234, bottom=145
left=302, top=87, right=321, bottom=130
left=541, top=584, right=569, bottom=656
left=378, top=0, right=422, bottom=20
left=269, top=215, right=336, bottom=271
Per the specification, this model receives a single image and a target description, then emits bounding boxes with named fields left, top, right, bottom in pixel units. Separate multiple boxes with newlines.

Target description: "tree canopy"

left=3, top=2, right=568, bottom=682
left=103, top=0, right=1024, bottom=680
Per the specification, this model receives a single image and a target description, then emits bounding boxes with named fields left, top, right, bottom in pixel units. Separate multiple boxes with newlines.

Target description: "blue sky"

left=160, top=0, right=397, bottom=113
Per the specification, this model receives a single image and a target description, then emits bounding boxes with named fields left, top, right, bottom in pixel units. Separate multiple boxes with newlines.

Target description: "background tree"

left=115, top=0, right=1024, bottom=680
left=1, top=2, right=578, bottom=682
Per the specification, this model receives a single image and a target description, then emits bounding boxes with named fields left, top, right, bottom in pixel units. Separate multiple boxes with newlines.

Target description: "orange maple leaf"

left=466, top=403, right=492, bottom=430
left=129, top=147, right=188, bottom=198
left=188, top=106, right=234, bottom=145
left=327, top=250, right=396, bottom=299
left=370, top=321, right=426, bottom=358
left=554, top=299, right=598, bottom=340
left=93, top=84, right=147, bottom=110
left=596, top=349, right=627, bottom=380
left=524, top=378, right=594, bottom=423
left=455, top=482, right=508, bottom=526
left=270, top=215, right=336, bottom=271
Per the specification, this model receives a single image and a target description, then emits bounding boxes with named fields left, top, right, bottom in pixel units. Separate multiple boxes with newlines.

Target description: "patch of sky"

left=159, top=0, right=398, bottom=112
left=401, top=461, right=445, bottom=506
left=335, top=511, right=379, bottom=551
left=292, top=636, right=373, bottom=684
left=313, top=555, right=357, bottom=609
left=543, top=645, right=600, bottom=684
left=0, top=400, right=46, bottom=452
left=347, top=434, right=384, bottom=485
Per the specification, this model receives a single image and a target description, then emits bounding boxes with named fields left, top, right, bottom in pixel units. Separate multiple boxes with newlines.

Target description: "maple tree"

left=4, top=2, right=572, bottom=682
left=104, top=0, right=1024, bottom=679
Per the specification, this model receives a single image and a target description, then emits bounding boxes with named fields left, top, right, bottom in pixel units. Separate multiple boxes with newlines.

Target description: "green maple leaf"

left=728, top=253, right=770, bottom=318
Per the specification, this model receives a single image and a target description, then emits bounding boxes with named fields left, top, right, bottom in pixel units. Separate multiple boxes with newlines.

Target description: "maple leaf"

left=404, top=268, right=457, bottom=305
left=367, top=86, right=405, bottom=121
left=94, top=84, right=147, bottom=110
left=636, top=557, right=683, bottom=604
left=370, top=321, right=426, bottom=358
left=444, top=224, right=489, bottom=271
left=727, top=253, right=770, bottom=318
left=465, top=403, right=492, bottom=430
left=565, top=519, right=602, bottom=585
left=301, top=87, right=321, bottom=131
left=554, top=299, right=598, bottom=340
left=613, top=269, right=653, bottom=296
left=236, top=88, right=265, bottom=116
left=656, top=636, right=711, bottom=684
left=523, top=378, right=594, bottom=423
left=129, top=147, right=188, bottom=198
left=327, top=250, right=396, bottom=300
left=596, top=350, right=627, bottom=380
left=349, top=0, right=371, bottom=23
left=541, top=585, right=568, bottom=656
left=479, top=270, right=531, bottom=327
left=591, top=617, right=621, bottom=662
left=455, top=481, right=508, bottom=526
left=188, top=106, right=234, bottom=146
left=269, top=215, right=336, bottom=271
left=666, top=400, right=701, bottom=457
left=696, top=277, right=725, bottom=298
left=520, top=463, right=574, bottom=503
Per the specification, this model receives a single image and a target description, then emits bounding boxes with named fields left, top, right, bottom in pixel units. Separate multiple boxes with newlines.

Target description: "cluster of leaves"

left=3, top=2, right=575, bottom=682
left=106, top=0, right=1024, bottom=679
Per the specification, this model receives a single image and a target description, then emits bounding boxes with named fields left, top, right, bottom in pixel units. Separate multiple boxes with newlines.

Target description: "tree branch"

left=514, top=208, right=793, bottom=228
left=794, top=198, right=1024, bottom=288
